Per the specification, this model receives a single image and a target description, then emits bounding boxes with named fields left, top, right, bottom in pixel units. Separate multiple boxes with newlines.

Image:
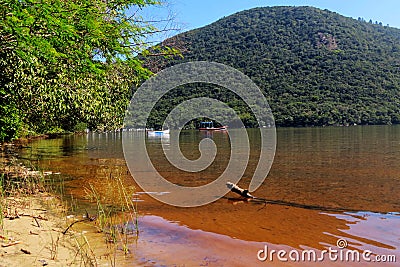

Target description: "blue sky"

left=161, top=0, right=400, bottom=32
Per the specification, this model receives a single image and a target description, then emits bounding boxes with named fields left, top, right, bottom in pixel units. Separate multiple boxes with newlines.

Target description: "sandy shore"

left=0, top=151, right=100, bottom=266
left=0, top=194, right=98, bottom=267
left=1, top=143, right=141, bottom=267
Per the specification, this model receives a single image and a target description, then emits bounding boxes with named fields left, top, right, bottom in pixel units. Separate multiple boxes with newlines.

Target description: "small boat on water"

left=147, top=129, right=170, bottom=136
left=198, top=121, right=228, bottom=131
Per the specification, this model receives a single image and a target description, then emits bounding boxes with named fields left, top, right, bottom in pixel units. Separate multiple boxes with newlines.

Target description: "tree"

left=0, top=0, right=177, bottom=141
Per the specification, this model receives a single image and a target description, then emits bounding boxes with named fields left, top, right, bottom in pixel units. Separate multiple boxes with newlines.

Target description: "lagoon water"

left=20, top=126, right=400, bottom=266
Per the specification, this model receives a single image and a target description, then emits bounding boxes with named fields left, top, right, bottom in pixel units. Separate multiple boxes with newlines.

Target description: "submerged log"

left=226, top=182, right=255, bottom=199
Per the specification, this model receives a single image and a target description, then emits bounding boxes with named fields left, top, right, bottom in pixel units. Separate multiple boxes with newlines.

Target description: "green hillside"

left=146, top=6, right=400, bottom=127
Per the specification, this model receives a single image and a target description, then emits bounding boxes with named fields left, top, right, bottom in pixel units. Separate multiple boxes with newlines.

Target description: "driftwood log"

left=226, top=182, right=255, bottom=199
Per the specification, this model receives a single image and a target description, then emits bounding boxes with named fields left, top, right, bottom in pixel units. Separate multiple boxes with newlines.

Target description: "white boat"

left=147, top=129, right=170, bottom=136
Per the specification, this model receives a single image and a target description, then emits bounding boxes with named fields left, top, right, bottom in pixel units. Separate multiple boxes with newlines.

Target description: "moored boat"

left=198, top=121, right=228, bottom=131
left=147, top=129, right=170, bottom=136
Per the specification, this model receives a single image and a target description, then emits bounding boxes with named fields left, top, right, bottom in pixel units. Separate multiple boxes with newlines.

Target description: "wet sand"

left=131, top=210, right=399, bottom=266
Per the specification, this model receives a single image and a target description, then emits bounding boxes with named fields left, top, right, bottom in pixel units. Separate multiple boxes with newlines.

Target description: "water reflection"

left=323, top=211, right=400, bottom=260
left=18, top=126, right=400, bottom=265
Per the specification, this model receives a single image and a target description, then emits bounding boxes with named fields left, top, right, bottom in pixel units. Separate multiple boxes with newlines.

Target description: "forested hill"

left=148, top=6, right=400, bottom=127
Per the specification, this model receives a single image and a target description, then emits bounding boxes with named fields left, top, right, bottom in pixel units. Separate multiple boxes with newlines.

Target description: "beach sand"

left=0, top=194, right=93, bottom=267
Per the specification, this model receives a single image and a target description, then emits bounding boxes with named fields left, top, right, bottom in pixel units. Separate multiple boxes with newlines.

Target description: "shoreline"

left=1, top=192, right=140, bottom=267
left=0, top=136, right=140, bottom=266
left=0, top=147, right=137, bottom=266
left=1, top=194, right=90, bottom=266
left=0, top=151, right=96, bottom=266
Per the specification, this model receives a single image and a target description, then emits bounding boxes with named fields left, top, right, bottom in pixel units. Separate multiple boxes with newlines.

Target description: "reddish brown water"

left=19, top=126, right=400, bottom=266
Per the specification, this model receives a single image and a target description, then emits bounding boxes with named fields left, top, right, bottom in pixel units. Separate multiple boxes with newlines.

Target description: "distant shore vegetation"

left=2, top=5, right=399, bottom=141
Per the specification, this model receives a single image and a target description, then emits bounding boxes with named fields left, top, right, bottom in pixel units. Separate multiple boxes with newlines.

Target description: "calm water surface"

left=19, top=126, right=400, bottom=266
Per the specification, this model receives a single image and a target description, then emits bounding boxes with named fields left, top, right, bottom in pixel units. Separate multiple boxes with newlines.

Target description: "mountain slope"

left=147, top=6, right=400, bottom=127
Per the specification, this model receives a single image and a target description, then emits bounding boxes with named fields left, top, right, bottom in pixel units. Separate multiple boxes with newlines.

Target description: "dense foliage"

left=0, top=0, right=170, bottom=141
left=147, top=6, right=400, bottom=127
